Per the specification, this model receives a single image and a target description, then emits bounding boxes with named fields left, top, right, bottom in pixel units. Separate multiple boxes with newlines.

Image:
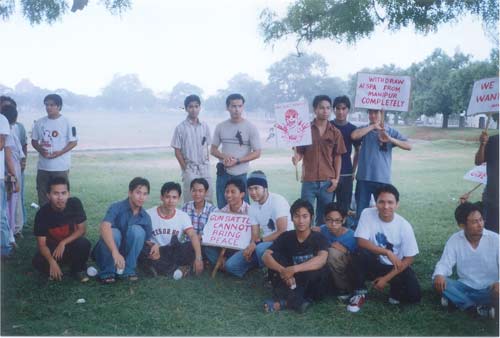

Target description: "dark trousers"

left=484, top=204, right=499, bottom=233
left=351, top=249, right=421, bottom=303
left=268, top=251, right=331, bottom=310
left=138, top=236, right=195, bottom=276
left=32, top=237, right=91, bottom=275
left=332, top=175, right=354, bottom=213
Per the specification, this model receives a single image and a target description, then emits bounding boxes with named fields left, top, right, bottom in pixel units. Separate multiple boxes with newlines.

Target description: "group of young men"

left=0, top=93, right=497, bottom=318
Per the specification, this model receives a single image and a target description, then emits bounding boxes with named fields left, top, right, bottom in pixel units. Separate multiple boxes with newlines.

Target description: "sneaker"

left=388, top=297, right=400, bottom=305
left=74, top=271, right=89, bottom=283
left=476, top=306, right=495, bottom=319
left=440, top=296, right=448, bottom=307
left=178, top=265, right=191, bottom=277
left=337, top=293, right=351, bottom=302
left=347, top=294, right=366, bottom=313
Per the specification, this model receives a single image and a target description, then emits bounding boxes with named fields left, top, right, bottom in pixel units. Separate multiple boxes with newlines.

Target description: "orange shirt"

left=297, top=120, right=346, bottom=182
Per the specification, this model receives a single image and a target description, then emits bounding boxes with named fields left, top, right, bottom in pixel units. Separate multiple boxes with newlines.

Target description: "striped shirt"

left=171, top=118, right=211, bottom=167
left=220, top=201, right=250, bottom=215
left=182, top=200, right=217, bottom=236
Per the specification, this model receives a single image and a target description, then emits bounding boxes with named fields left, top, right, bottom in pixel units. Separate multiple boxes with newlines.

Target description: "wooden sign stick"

left=211, top=248, right=226, bottom=278
left=293, top=147, right=299, bottom=181
left=484, top=113, right=492, bottom=132
left=467, top=183, right=483, bottom=195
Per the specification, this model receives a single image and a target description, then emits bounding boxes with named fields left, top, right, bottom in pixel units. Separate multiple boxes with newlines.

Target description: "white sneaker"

left=347, top=294, right=366, bottom=313
left=440, top=297, right=448, bottom=307
left=388, top=297, right=400, bottom=305
left=476, top=305, right=495, bottom=319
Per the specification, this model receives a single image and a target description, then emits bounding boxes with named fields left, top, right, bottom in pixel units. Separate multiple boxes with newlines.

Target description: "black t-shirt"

left=34, top=197, right=87, bottom=243
left=269, top=230, right=329, bottom=265
left=485, top=134, right=499, bottom=206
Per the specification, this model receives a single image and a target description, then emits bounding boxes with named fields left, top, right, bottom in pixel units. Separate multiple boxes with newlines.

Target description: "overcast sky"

left=0, top=0, right=494, bottom=97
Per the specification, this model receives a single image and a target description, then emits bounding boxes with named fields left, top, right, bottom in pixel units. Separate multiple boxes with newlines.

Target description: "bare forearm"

left=351, top=125, right=374, bottom=140
left=358, top=238, right=390, bottom=256
left=39, top=243, right=56, bottom=265
left=333, top=154, right=342, bottom=180
left=5, top=148, right=16, bottom=176
left=238, top=149, right=261, bottom=163
left=174, top=148, right=187, bottom=170
left=210, top=145, right=225, bottom=160
left=60, top=224, right=86, bottom=246
left=382, top=257, right=413, bottom=282
left=100, top=223, right=119, bottom=254
left=475, top=144, right=486, bottom=165
left=391, top=138, right=412, bottom=151
left=293, top=252, right=327, bottom=273
left=56, top=141, right=77, bottom=157
left=263, top=251, right=284, bottom=272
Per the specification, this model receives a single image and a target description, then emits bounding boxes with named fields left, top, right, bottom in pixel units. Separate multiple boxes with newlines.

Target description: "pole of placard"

left=211, top=248, right=226, bottom=278
left=484, top=113, right=492, bottom=132
left=467, top=183, right=483, bottom=195
left=293, top=147, right=299, bottom=181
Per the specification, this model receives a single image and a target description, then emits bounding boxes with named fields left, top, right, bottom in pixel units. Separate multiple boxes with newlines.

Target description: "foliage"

left=168, top=82, right=203, bottom=109
left=0, top=0, right=131, bottom=25
left=260, top=0, right=499, bottom=48
left=98, top=73, right=156, bottom=112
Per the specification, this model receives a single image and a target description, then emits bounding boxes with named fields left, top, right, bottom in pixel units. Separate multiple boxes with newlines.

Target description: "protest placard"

left=463, top=164, right=487, bottom=185
left=467, top=77, right=499, bottom=115
left=202, top=211, right=252, bottom=250
left=274, top=100, right=312, bottom=147
left=354, top=73, right=412, bottom=112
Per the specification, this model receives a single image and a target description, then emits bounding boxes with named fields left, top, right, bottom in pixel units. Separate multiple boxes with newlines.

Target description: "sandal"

left=127, top=274, right=139, bottom=281
left=263, top=299, right=286, bottom=313
left=98, top=276, right=116, bottom=284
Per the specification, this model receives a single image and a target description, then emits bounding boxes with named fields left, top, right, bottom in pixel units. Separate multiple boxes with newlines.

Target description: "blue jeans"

left=93, top=225, right=145, bottom=279
left=215, top=171, right=248, bottom=208
left=443, top=278, right=494, bottom=310
left=355, top=180, right=386, bottom=226
left=301, top=181, right=333, bottom=226
left=0, top=180, right=12, bottom=256
left=225, top=241, right=273, bottom=278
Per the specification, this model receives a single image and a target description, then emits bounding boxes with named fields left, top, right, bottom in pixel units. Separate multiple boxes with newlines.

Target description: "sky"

left=0, top=0, right=495, bottom=97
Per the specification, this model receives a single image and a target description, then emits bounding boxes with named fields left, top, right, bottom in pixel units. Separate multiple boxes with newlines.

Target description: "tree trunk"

left=442, top=114, right=449, bottom=128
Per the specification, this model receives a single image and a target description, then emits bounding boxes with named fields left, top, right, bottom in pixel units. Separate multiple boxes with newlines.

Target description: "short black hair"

left=226, top=93, right=245, bottom=107
left=290, top=198, right=314, bottom=218
left=43, top=94, right=63, bottom=109
left=333, top=95, right=351, bottom=110
left=47, top=176, right=70, bottom=193
left=1, top=105, right=17, bottom=125
left=190, top=177, right=209, bottom=191
left=184, top=94, right=201, bottom=109
left=128, top=177, right=150, bottom=194
left=312, top=95, right=332, bottom=109
left=161, top=181, right=182, bottom=197
left=324, top=202, right=347, bottom=218
left=0, top=96, right=17, bottom=107
left=455, top=202, right=483, bottom=225
left=374, top=184, right=400, bottom=203
left=225, top=177, right=246, bottom=193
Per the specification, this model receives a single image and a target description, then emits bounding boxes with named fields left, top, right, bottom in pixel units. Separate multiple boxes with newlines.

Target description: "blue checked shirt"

left=182, top=200, right=217, bottom=237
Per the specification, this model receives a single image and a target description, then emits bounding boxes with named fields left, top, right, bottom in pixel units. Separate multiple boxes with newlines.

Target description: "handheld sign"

left=274, top=100, right=312, bottom=148
left=463, top=164, right=487, bottom=185
left=202, top=212, right=252, bottom=250
left=354, top=73, right=412, bottom=112
left=467, top=77, right=499, bottom=116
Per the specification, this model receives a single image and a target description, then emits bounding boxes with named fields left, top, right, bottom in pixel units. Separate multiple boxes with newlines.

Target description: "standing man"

left=225, top=171, right=293, bottom=278
left=293, top=95, right=346, bottom=226
left=474, top=113, right=498, bottom=233
left=331, top=95, right=360, bottom=213
left=351, top=109, right=411, bottom=225
left=32, top=177, right=91, bottom=282
left=211, top=93, right=261, bottom=208
left=0, top=112, right=12, bottom=257
left=347, top=184, right=421, bottom=313
left=171, top=95, right=212, bottom=203
left=31, top=94, right=78, bottom=206
left=92, top=177, right=152, bottom=283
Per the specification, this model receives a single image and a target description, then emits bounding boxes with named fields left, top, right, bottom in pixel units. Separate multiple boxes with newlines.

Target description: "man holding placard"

left=224, top=171, right=293, bottom=278
left=211, top=93, right=261, bottom=208
left=293, top=95, right=346, bottom=226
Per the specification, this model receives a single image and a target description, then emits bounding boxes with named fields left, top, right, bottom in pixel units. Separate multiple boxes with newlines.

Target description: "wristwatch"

left=236, top=158, right=241, bottom=165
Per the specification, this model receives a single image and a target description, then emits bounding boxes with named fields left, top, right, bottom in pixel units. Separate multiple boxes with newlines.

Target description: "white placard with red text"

left=201, top=212, right=252, bottom=250
left=467, top=77, right=499, bottom=115
left=354, top=73, right=412, bottom=112
left=274, top=100, right=312, bottom=147
left=463, top=164, right=487, bottom=184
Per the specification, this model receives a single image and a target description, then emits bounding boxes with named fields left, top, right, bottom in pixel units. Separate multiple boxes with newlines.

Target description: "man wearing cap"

left=224, top=170, right=294, bottom=278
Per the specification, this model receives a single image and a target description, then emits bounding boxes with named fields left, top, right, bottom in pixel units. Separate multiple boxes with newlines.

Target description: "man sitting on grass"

left=312, top=202, right=357, bottom=300
left=32, top=176, right=91, bottom=282
left=140, top=182, right=203, bottom=277
left=432, top=202, right=499, bottom=319
left=347, top=184, right=421, bottom=313
left=92, top=177, right=152, bottom=283
left=262, top=199, right=330, bottom=313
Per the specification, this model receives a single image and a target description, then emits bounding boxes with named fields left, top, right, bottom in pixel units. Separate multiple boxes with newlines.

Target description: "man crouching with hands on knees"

left=262, top=199, right=330, bottom=313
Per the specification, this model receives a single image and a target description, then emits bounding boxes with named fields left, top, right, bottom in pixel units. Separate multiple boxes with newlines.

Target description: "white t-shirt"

left=147, top=207, right=193, bottom=246
left=249, top=192, right=294, bottom=238
left=31, top=115, right=78, bottom=171
left=355, top=207, right=419, bottom=265
left=432, top=229, right=499, bottom=290
left=0, top=114, right=10, bottom=179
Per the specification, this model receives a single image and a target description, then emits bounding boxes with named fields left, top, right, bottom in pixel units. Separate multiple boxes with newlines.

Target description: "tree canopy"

left=260, top=0, right=499, bottom=48
left=0, top=0, right=130, bottom=25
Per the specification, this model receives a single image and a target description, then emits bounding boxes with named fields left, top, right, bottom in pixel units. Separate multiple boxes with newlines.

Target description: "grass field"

left=1, top=138, right=499, bottom=336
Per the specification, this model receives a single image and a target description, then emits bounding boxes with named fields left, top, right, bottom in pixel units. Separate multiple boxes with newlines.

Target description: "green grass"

left=1, top=141, right=498, bottom=336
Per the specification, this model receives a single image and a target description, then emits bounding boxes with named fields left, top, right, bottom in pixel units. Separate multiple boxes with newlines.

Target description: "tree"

left=0, top=0, right=130, bottom=25
left=260, top=0, right=499, bottom=49
left=167, top=82, right=203, bottom=109
left=99, top=73, right=156, bottom=112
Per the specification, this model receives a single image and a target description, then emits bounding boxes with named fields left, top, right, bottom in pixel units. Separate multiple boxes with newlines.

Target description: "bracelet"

left=236, top=158, right=241, bottom=165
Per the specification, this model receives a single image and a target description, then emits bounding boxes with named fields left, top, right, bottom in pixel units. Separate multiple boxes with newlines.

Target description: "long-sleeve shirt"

left=432, top=229, right=499, bottom=290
